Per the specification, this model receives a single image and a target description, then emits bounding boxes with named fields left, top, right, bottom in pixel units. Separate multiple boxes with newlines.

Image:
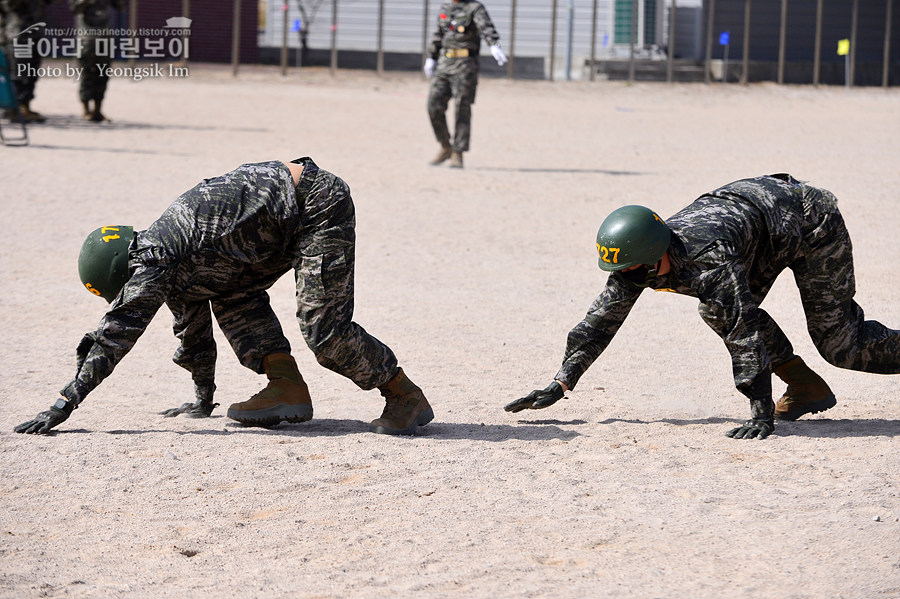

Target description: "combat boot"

left=18, top=103, right=46, bottom=123
left=429, top=144, right=453, bottom=165
left=773, top=356, right=836, bottom=420
left=370, top=368, right=434, bottom=435
left=90, top=100, right=108, bottom=122
left=449, top=151, right=464, bottom=168
left=227, top=353, right=313, bottom=426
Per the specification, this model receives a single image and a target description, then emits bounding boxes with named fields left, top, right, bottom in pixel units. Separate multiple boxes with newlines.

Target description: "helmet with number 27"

left=78, top=226, right=135, bottom=303
left=595, top=205, right=670, bottom=272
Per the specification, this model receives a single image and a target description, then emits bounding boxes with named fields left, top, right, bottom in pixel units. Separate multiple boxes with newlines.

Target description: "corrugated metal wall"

left=258, top=0, right=690, bottom=79
left=261, top=1, right=623, bottom=59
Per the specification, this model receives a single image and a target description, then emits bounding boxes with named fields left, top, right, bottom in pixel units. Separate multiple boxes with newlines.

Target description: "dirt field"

left=1, top=63, right=898, bottom=599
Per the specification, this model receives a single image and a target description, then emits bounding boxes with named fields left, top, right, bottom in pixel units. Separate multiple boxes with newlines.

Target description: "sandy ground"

left=1, top=63, right=899, bottom=599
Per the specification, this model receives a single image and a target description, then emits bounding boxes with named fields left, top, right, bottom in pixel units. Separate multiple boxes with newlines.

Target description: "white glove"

left=424, top=58, right=436, bottom=78
left=490, top=45, right=507, bottom=66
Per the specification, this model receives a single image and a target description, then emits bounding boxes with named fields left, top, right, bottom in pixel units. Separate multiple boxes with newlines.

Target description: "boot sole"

left=227, top=404, right=313, bottom=427
left=369, top=406, right=435, bottom=436
left=774, top=394, right=837, bottom=421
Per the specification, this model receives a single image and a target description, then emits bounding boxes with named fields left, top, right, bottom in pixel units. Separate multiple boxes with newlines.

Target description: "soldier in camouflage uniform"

left=70, top=0, right=124, bottom=122
left=15, top=158, right=434, bottom=437
left=506, top=174, right=899, bottom=440
left=0, top=0, right=52, bottom=122
left=424, top=0, right=506, bottom=169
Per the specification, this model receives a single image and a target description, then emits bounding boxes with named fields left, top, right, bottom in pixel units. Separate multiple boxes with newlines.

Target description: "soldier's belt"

left=444, top=48, right=470, bottom=58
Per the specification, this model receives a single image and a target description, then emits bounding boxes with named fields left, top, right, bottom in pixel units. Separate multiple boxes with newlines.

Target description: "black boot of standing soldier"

left=227, top=353, right=313, bottom=426
left=773, top=356, right=837, bottom=420
left=370, top=368, right=434, bottom=435
left=18, top=102, right=46, bottom=123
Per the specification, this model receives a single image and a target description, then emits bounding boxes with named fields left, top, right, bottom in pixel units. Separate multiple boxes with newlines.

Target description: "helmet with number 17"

left=595, top=205, right=670, bottom=272
left=78, top=226, right=135, bottom=302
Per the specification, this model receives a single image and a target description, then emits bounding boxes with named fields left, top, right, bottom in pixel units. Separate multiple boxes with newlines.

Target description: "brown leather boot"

left=19, top=103, right=46, bottom=123
left=370, top=368, right=434, bottom=435
left=429, top=144, right=453, bottom=165
left=227, top=353, right=313, bottom=426
left=449, top=151, right=464, bottom=168
left=773, top=356, right=836, bottom=420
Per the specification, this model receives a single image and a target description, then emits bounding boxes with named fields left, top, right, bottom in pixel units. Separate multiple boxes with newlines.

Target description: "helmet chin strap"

left=620, top=259, right=662, bottom=288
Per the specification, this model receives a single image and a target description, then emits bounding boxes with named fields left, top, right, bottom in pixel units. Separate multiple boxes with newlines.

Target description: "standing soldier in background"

left=70, top=0, right=124, bottom=122
left=424, top=0, right=507, bottom=169
left=0, top=0, right=52, bottom=122
left=14, top=157, right=434, bottom=437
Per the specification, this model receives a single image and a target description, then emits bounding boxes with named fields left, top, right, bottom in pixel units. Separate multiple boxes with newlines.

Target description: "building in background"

left=38, top=1, right=898, bottom=85
left=43, top=0, right=258, bottom=64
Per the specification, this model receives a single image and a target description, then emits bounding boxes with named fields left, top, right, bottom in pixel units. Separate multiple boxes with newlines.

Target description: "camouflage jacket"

left=60, top=161, right=301, bottom=405
left=555, top=174, right=819, bottom=403
left=427, top=0, right=500, bottom=59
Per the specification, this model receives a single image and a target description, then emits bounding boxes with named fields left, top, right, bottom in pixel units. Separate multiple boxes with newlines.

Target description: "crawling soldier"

left=507, top=174, right=899, bottom=439
left=15, top=158, right=434, bottom=436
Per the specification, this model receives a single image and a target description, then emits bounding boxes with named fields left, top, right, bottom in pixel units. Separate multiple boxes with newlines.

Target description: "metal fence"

left=252, top=0, right=896, bottom=86
left=190, top=0, right=898, bottom=86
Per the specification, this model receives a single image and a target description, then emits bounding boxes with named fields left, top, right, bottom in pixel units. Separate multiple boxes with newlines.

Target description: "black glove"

left=504, top=381, right=566, bottom=413
left=159, top=400, right=218, bottom=418
left=14, top=398, right=75, bottom=435
left=161, top=381, right=217, bottom=418
left=725, top=418, right=775, bottom=439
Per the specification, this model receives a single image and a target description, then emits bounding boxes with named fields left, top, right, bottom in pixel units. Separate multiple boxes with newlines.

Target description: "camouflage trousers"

left=427, top=56, right=479, bottom=153
left=2, top=40, right=40, bottom=105
left=768, top=184, right=899, bottom=373
left=207, top=160, right=400, bottom=390
left=78, top=38, right=110, bottom=103
left=289, top=158, right=400, bottom=388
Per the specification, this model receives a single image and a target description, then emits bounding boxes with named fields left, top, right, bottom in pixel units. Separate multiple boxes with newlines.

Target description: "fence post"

left=777, top=0, right=786, bottom=84
left=280, top=1, right=288, bottom=75
left=628, top=0, right=637, bottom=83
left=377, top=0, right=384, bottom=75
left=565, top=0, right=574, bottom=80
left=849, top=0, right=858, bottom=86
left=231, top=0, right=241, bottom=77
left=704, top=0, right=715, bottom=84
left=182, top=0, right=190, bottom=66
left=508, top=0, right=517, bottom=79
left=885, top=0, right=894, bottom=88
left=666, top=0, right=677, bottom=83
left=331, top=0, right=338, bottom=75
left=550, top=0, right=558, bottom=81
left=128, top=0, right=137, bottom=67
left=740, top=0, right=751, bottom=84
left=421, top=0, right=429, bottom=69
left=589, top=0, right=598, bottom=81
left=813, top=0, right=822, bottom=85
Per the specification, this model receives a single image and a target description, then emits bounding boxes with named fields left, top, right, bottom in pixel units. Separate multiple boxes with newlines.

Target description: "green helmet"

left=78, top=226, right=134, bottom=302
left=595, top=205, right=670, bottom=272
